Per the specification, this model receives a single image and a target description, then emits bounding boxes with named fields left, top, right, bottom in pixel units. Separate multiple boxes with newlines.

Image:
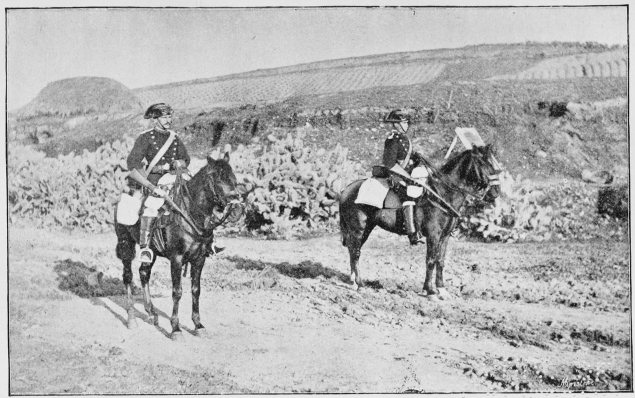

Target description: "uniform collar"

left=152, top=126, right=171, bottom=135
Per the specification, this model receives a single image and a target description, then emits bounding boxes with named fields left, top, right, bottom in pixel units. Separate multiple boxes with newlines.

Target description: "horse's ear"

left=223, top=152, right=230, bottom=163
left=208, top=149, right=220, bottom=163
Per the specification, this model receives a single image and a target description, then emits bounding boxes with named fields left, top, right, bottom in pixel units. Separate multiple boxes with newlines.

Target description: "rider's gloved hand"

left=172, top=159, right=187, bottom=170
left=151, top=163, right=170, bottom=173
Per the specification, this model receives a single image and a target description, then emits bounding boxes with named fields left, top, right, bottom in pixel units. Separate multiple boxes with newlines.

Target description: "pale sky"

left=6, top=5, right=628, bottom=110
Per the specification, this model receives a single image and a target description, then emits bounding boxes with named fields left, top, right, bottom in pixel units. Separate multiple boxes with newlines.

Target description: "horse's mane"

left=439, top=145, right=493, bottom=189
left=190, top=156, right=233, bottom=185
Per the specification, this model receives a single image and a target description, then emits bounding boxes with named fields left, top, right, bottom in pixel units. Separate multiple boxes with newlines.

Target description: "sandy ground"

left=8, top=226, right=631, bottom=393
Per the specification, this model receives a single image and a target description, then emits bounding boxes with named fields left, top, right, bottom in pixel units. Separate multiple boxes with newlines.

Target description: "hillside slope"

left=133, top=42, right=625, bottom=110
left=17, top=77, right=143, bottom=118
left=8, top=42, right=628, bottom=182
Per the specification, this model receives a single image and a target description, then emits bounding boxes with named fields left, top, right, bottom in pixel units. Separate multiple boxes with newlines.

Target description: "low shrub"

left=459, top=172, right=628, bottom=242
left=230, top=128, right=365, bottom=238
left=8, top=139, right=132, bottom=232
left=8, top=129, right=626, bottom=242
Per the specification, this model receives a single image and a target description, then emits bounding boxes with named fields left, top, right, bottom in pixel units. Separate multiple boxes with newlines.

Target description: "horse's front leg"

left=122, top=259, right=137, bottom=329
left=190, top=256, right=208, bottom=336
left=434, top=236, right=452, bottom=300
left=169, top=254, right=184, bottom=340
left=139, top=258, right=158, bottom=326
left=423, top=238, right=440, bottom=297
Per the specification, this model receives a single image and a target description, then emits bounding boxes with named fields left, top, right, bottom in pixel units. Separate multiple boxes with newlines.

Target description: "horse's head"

left=202, top=151, right=240, bottom=210
left=441, top=144, right=502, bottom=204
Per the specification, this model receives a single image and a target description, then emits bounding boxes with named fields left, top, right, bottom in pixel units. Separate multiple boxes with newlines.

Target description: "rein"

left=418, top=153, right=500, bottom=208
left=174, top=173, right=236, bottom=242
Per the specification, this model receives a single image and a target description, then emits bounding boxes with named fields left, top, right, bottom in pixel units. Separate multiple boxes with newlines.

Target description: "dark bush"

left=549, top=102, right=569, bottom=118
left=597, top=184, right=628, bottom=220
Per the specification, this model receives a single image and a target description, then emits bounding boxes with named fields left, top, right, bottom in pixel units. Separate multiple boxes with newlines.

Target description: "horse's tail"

left=338, top=179, right=363, bottom=247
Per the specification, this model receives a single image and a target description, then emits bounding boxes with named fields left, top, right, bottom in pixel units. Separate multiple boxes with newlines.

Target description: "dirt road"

left=8, top=226, right=631, bottom=393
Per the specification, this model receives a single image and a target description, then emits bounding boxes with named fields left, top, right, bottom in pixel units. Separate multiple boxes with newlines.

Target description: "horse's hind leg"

left=139, top=258, right=159, bottom=326
left=347, top=224, right=374, bottom=290
left=116, top=235, right=137, bottom=329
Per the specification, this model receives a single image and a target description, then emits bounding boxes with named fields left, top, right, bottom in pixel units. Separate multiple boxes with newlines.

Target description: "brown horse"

left=338, top=145, right=502, bottom=299
left=115, top=152, right=244, bottom=339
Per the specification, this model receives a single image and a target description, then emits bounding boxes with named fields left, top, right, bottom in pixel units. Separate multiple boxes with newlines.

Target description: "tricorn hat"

left=384, top=109, right=410, bottom=123
left=144, top=103, right=173, bottom=119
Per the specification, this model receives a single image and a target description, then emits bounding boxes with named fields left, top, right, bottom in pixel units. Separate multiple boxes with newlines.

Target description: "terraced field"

left=135, top=62, right=446, bottom=109
left=490, top=50, right=627, bottom=80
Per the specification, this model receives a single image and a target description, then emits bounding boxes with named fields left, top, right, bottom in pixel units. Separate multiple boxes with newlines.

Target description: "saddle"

left=356, top=164, right=433, bottom=210
left=354, top=176, right=407, bottom=210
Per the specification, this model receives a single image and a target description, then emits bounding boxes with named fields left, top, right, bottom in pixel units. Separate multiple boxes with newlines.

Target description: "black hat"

left=144, top=103, right=173, bottom=119
left=384, top=109, right=410, bottom=123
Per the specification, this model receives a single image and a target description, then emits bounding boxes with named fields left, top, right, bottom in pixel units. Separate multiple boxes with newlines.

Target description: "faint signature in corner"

left=560, top=377, right=594, bottom=389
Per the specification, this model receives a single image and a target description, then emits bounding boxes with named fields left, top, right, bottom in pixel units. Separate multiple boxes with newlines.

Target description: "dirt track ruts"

left=8, top=226, right=631, bottom=393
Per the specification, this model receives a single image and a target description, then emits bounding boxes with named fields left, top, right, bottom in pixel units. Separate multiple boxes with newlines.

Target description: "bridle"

left=175, top=166, right=242, bottom=240
left=423, top=153, right=502, bottom=207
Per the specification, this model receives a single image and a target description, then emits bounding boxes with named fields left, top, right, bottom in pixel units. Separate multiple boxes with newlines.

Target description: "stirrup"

left=408, top=232, right=425, bottom=246
left=138, top=247, right=154, bottom=263
left=210, top=242, right=225, bottom=255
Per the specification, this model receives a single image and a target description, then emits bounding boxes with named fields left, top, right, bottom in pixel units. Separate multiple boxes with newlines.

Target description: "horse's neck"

left=431, top=167, right=470, bottom=210
left=183, top=172, right=209, bottom=219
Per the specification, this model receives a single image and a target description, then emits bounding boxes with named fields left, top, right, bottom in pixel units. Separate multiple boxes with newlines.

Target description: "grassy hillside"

left=17, top=77, right=143, bottom=118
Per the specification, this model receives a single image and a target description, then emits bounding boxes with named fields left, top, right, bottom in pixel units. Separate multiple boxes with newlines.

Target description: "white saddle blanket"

left=355, top=178, right=390, bottom=208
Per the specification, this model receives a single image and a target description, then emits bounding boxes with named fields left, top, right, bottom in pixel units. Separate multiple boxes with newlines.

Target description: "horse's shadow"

left=52, top=259, right=187, bottom=338
left=224, top=255, right=351, bottom=284
left=223, top=256, right=423, bottom=295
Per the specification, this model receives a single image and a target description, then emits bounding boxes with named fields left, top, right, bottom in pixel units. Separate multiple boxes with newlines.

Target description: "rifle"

left=381, top=167, right=461, bottom=218
left=128, top=169, right=205, bottom=236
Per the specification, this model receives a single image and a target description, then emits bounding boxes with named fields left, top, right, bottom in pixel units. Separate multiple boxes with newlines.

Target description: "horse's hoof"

left=437, top=288, right=453, bottom=301
left=351, top=282, right=359, bottom=291
left=170, top=331, right=184, bottom=341
left=426, top=294, right=441, bottom=302
left=193, top=327, right=209, bottom=338
left=127, top=317, right=138, bottom=329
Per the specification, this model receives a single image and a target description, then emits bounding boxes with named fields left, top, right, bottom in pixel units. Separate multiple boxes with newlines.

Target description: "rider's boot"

left=206, top=241, right=225, bottom=255
left=403, top=201, right=424, bottom=245
left=138, top=216, right=155, bottom=263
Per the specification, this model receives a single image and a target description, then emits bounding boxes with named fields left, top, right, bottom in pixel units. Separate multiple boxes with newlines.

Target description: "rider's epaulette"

left=139, top=128, right=153, bottom=136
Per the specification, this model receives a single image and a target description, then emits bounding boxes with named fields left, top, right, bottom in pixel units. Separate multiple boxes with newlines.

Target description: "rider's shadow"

left=53, top=259, right=177, bottom=337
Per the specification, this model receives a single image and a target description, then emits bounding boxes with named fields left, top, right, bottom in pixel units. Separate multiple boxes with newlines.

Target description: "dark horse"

left=115, top=152, right=243, bottom=339
left=339, top=145, right=502, bottom=299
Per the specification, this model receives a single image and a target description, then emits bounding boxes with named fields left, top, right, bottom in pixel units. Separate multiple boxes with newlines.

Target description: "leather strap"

left=400, top=135, right=412, bottom=168
left=145, top=129, right=176, bottom=175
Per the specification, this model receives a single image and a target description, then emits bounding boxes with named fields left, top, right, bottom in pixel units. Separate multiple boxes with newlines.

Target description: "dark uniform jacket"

left=382, top=130, right=413, bottom=169
left=127, top=127, right=190, bottom=185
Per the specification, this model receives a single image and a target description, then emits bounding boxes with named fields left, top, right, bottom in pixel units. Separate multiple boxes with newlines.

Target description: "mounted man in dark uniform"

left=126, top=103, right=191, bottom=263
left=381, top=109, right=429, bottom=245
